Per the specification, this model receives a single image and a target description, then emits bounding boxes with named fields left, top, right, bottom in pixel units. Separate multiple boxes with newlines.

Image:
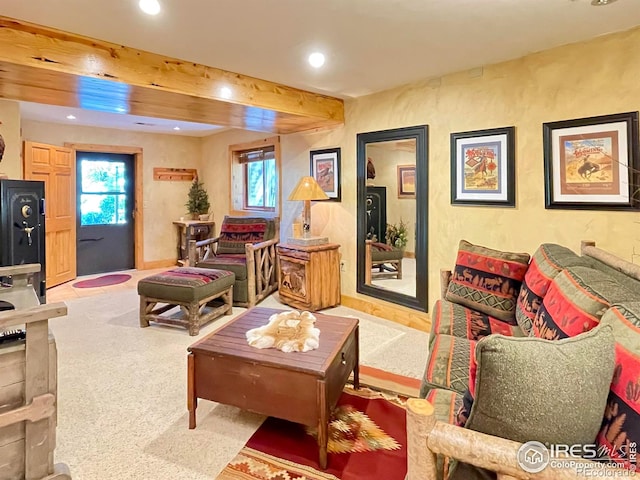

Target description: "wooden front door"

left=24, top=141, right=76, bottom=288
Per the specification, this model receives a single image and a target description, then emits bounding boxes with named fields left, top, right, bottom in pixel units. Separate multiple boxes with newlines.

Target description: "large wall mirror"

left=356, top=125, right=428, bottom=312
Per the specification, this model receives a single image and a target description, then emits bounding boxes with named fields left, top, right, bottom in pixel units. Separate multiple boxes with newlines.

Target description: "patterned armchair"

left=188, top=216, right=279, bottom=307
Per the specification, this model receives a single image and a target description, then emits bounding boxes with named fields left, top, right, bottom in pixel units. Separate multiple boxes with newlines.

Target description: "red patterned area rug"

left=72, top=274, right=132, bottom=288
left=216, top=386, right=408, bottom=480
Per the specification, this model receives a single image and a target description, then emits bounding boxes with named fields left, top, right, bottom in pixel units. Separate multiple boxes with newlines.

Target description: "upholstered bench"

left=138, top=267, right=235, bottom=336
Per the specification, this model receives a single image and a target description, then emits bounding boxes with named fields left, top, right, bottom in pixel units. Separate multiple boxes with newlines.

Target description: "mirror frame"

left=356, top=125, right=429, bottom=312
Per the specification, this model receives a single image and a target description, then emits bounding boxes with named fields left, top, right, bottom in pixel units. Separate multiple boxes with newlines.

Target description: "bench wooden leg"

left=224, top=286, right=233, bottom=315
left=139, top=295, right=150, bottom=328
left=187, top=301, right=200, bottom=336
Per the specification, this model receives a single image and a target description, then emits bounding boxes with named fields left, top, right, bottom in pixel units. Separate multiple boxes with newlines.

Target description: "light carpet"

left=48, top=290, right=429, bottom=480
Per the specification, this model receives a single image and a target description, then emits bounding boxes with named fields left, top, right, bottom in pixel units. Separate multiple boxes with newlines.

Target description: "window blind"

left=237, top=146, right=275, bottom=164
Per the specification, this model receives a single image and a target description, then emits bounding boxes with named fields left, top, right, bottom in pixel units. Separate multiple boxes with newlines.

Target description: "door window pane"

left=81, top=160, right=126, bottom=193
left=80, top=194, right=127, bottom=225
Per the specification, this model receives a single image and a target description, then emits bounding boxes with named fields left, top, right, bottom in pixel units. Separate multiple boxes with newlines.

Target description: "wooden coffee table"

left=187, top=307, right=359, bottom=469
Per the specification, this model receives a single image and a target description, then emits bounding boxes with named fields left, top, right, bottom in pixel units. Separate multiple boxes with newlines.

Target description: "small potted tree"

left=186, top=179, right=210, bottom=220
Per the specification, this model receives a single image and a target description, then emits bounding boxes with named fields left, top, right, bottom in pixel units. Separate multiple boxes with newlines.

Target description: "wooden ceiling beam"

left=0, top=16, right=344, bottom=134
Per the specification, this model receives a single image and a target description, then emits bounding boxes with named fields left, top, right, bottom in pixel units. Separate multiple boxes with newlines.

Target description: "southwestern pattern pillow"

left=597, top=303, right=640, bottom=469
left=531, top=266, right=633, bottom=340
left=515, top=244, right=590, bottom=335
left=445, top=240, right=530, bottom=323
left=217, top=216, right=272, bottom=254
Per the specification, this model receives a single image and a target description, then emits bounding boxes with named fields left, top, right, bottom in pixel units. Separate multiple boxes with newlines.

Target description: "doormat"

left=216, top=386, right=408, bottom=480
left=72, top=274, right=132, bottom=288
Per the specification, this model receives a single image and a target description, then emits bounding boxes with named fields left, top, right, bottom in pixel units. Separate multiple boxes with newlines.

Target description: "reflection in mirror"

left=357, top=125, right=428, bottom=312
left=365, top=139, right=416, bottom=297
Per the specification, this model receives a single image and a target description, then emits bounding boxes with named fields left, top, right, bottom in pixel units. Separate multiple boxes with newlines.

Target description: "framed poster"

left=450, top=126, right=516, bottom=206
left=397, top=165, right=416, bottom=199
left=310, top=147, right=341, bottom=201
left=543, top=111, right=639, bottom=210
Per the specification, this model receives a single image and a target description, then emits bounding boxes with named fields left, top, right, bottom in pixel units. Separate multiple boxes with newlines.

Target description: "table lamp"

left=287, top=176, right=329, bottom=245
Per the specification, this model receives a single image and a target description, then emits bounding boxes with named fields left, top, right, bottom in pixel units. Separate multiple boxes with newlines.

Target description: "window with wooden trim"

left=230, top=137, right=280, bottom=215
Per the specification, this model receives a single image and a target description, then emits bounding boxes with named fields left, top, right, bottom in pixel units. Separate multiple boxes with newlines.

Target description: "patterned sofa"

left=409, top=240, right=640, bottom=480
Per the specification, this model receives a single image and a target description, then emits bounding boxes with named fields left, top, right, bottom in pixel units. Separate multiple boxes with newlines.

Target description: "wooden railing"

left=0, top=302, right=71, bottom=480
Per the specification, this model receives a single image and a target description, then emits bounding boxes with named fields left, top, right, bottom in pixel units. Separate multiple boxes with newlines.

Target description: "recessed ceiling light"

left=220, top=87, right=232, bottom=99
left=139, top=0, right=161, bottom=15
left=308, top=52, right=325, bottom=69
left=591, top=0, right=617, bottom=5
left=66, top=114, right=76, bottom=120
left=173, top=126, right=181, bottom=131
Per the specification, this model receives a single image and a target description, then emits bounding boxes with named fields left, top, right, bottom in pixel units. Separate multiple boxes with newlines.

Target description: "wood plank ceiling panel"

left=0, top=16, right=344, bottom=134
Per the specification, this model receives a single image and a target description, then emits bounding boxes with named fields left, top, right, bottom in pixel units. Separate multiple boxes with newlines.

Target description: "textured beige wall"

left=0, top=99, right=22, bottom=179
left=199, top=129, right=275, bottom=227
left=345, top=25, right=640, bottom=310
left=199, top=127, right=351, bottom=246
left=21, top=120, right=203, bottom=262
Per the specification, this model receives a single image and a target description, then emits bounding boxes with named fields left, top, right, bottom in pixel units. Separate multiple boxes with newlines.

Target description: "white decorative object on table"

left=246, top=310, right=320, bottom=353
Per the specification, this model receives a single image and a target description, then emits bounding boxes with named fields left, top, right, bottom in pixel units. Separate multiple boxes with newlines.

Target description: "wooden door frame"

left=64, top=143, right=144, bottom=270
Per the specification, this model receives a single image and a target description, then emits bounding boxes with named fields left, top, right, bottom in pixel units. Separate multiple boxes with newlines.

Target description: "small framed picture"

left=543, top=111, right=640, bottom=210
left=310, top=147, right=341, bottom=201
left=450, top=126, right=516, bottom=207
left=397, top=165, right=416, bottom=199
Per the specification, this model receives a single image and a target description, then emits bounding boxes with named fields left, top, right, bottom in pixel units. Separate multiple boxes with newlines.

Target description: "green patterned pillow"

left=449, top=325, right=615, bottom=479
left=445, top=240, right=530, bottom=323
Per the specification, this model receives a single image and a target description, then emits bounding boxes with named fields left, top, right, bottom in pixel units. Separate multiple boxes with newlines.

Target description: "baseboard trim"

left=142, top=259, right=176, bottom=270
left=341, top=294, right=430, bottom=332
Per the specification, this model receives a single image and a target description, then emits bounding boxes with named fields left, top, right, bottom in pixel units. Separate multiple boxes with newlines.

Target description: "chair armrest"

left=195, top=235, right=220, bottom=248
left=406, top=398, right=625, bottom=480
left=188, top=238, right=220, bottom=265
left=371, top=241, right=393, bottom=251
left=245, top=237, right=279, bottom=252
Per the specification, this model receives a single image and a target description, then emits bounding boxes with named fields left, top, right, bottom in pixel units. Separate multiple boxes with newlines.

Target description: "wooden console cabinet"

left=276, top=243, right=341, bottom=311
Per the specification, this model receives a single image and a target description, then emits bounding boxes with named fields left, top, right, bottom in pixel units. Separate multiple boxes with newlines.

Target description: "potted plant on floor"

left=186, top=179, right=210, bottom=220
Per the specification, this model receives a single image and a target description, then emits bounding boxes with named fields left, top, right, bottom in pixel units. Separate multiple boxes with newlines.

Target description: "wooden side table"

left=276, top=242, right=341, bottom=311
left=173, top=220, right=215, bottom=265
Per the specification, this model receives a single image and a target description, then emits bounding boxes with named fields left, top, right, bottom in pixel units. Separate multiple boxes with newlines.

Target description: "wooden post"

left=139, top=296, right=150, bottom=327
left=365, top=240, right=372, bottom=284
left=224, top=286, right=233, bottom=315
left=25, top=318, right=52, bottom=479
left=188, top=240, right=197, bottom=266
left=246, top=243, right=257, bottom=307
left=406, top=398, right=438, bottom=480
left=440, top=269, right=452, bottom=299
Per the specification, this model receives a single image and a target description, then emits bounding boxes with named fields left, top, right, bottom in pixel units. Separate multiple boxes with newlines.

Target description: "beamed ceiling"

left=0, top=17, right=344, bottom=134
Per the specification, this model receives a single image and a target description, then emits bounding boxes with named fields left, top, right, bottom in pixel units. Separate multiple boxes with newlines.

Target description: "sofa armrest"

left=440, top=269, right=452, bottom=299
left=406, top=398, right=628, bottom=480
